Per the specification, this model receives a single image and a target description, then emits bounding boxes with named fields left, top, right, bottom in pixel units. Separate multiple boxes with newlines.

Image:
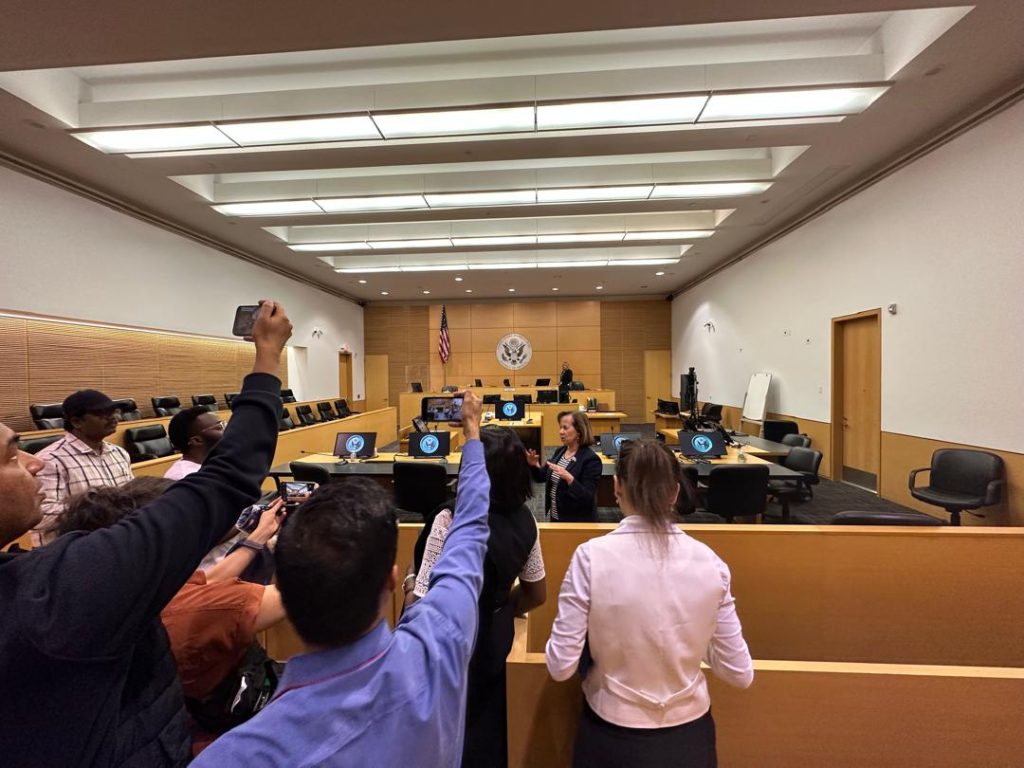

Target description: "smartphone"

left=232, top=305, right=261, bottom=337
left=421, top=396, right=464, bottom=423
left=282, top=481, right=316, bottom=500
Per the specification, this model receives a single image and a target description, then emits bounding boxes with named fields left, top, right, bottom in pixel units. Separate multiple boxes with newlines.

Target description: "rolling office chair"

left=294, top=405, right=318, bottom=426
left=503, top=379, right=511, bottom=387
left=335, top=399, right=359, bottom=417
left=781, top=433, right=811, bottom=448
left=225, top=392, right=240, bottom=410
left=700, top=403, right=724, bottom=424
left=767, top=447, right=824, bottom=521
left=908, top=449, right=1005, bottom=526
left=474, top=378, right=483, bottom=387
left=763, top=420, right=799, bottom=443
left=123, top=424, right=175, bottom=463
left=191, top=394, right=218, bottom=413
left=537, top=390, right=558, bottom=404
left=289, top=462, right=331, bottom=485
left=29, top=403, right=64, bottom=430
left=316, top=401, right=339, bottom=422
left=151, top=396, right=183, bottom=417
left=112, top=398, right=144, bottom=422
left=393, top=462, right=450, bottom=521
left=832, top=510, right=944, bottom=526
left=704, top=464, right=769, bottom=523
left=19, top=434, right=62, bottom=455
left=279, top=407, right=295, bottom=431
left=675, top=465, right=702, bottom=518
left=280, top=389, right=298, bottom=403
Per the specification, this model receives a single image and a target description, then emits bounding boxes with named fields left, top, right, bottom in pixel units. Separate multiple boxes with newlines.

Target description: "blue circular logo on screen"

left=345, top=435, right=365, bottom=454
left=691, top=434, right=714, bottom=454
left=614, top=435, right=629, bottom=450
left=502, top=402, right=518, bottom=417
left=420, top=434, right=440, bottom=454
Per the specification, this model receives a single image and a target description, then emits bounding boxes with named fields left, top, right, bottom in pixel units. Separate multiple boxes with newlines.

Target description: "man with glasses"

left=32, top=389, right=134, bottom=545
left=166, top=407, right=226, bottom=481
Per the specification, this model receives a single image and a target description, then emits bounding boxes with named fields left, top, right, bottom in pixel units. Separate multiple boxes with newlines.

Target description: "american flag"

left=438, top=304, right=451, bottom=364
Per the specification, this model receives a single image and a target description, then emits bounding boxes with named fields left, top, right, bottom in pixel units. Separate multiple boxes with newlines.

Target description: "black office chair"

left=151, top=396, right=183, bottom=417
left=704, top=464, right=769, bottom=523
left=191, top=394, right=218, bottom=413
left=832, top=510, right=944, bottom=526
left=763, top=420, right=799, bottom=443
left=781, top=433, right=811, bottom=448
left=482, top=394, right=501, bottom=405
left=513, top=394, right=533, bottom=405
left=335, top=399, right=360, bottom=417
left=908, top=449, right=1005, bottom=526
left=700, top=403, right=723, bottom=424
left=124, top=424, right=175, bottom=462
left=393, top=462, right=450, bottom=521
left=676, top=465, right=702, bottom=518
left=289, top=462, right=332, bottom=486
left=474, top=378, right=483, bottom=387
left=225, top=392, right=240, bottom=410
left=410, top=382, right=424, bottom=393
left=279, top=407, right=295, bottom=431
left=768, top=447, right=824, bottom=521
left=280, top=389, right=298, bottom=403
left=29, top=403, right=64, bottom=430
left=537, top=390, right=558, bottom=404
left=112, top=398, right=143, bottom=422
left=316, top=402, right=339, bottom=422
left=19, top=434, right=62, bottom=455
left=294, top=405, right=317, bottom=426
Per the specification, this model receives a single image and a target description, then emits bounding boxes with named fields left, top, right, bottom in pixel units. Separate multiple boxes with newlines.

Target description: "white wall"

left=672, top=100, right=1024, bottom=454
left=0, top=166, right=364, bottom=401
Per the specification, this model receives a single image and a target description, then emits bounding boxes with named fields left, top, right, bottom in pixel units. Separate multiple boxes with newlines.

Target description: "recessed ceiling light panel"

left=213, top=200, right=323, bottom=216
left=74, top=125, right=235, bottom=153
left=316, top=195, right=427, bottom=212
left=537, top=185, right=653, bottom=203
left=699, top=86, right=889, bottom=122
left=651, top=182, right=771, bottom=199
left=217, top=115, right=381, bottom=146
left=623, top=230, right=715, bottom=240
left=537, top=95, right=707, bottom=130
left=373, top=106, right=534, bottom=138
left=426, top=190, right=536, bottom=208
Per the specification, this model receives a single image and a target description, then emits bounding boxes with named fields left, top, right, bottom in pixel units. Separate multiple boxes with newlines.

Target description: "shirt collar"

left=275, top=619, right=393, bottom=698
left=613, top=514, right=682, bottom=535
left=63, top=433, right=110, bottom=456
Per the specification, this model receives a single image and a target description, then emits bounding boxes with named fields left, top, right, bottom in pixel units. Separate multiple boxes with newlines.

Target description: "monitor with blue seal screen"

left=333, top=431, right=377, bottom=458
left=410, top=430, right=451, bottom=458
left=496, top=400, right=525, bottom=421
left=677, top=430, right=727, bottom=458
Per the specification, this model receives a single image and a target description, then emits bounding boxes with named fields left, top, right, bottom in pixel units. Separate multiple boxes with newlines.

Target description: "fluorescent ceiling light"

left=537, top=186, right=652, bottom=203
left=537, top=95, right=707, bottom=131
left=651, top=182, right=771, bottom=199
left=467, top=263, right=539, bottom=271
left=316, top=195, right=427, bottom=212
left=537, top=233, right=624, bottom=244
left=451, top=235, right=537, bottom=247
left=289, top=242, right=371, bottom=252
left=213, top=200, right=323, bottom=216
left=537, top=260, right=609, bottom=269
left=624, top=230, right=715, bottom=240
left=368, top=238, right=453, bottom=250
left=606, top=258, right=679, bottom=266
left=402, top=264, right=469, bottom=272
left=699, top=86, right=889, bottom=122
left=336, top=266, right=402, bottom=273
left=75, top=125, right=235, bottom=153
left=426, top=190, right=537, bottom=208
left=217, top=116, right=380, bottom=146
left=373, top=106, right=534, bottom=139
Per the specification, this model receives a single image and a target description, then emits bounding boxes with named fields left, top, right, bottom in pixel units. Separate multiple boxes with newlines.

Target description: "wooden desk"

left=659, top=429, right=782, bottom=458
left=482, top=414, right=543, bottom=453
left=653, top=410, right=683, bottom=432
left=399, top=389, right=617, bottom=431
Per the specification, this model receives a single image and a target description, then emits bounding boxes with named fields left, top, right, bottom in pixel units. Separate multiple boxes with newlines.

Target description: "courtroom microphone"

left=300, top=450, right=336, bottom=457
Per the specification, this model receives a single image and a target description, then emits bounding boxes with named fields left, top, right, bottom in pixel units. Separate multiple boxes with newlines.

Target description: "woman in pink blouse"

left=546, top=440, right=753, bottom=767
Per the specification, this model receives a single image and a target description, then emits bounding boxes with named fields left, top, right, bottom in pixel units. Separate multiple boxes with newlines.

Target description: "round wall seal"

left=496, top=333, right=533, bottom=370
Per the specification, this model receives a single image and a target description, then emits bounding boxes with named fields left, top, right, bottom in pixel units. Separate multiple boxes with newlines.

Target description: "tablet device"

left=496, top=400, right=525, bottom=421
left=409, top=431, right=451, bottom=458
left=677, top=430, right=727, bottom=458
left=333, top=432, right=377, bottom=458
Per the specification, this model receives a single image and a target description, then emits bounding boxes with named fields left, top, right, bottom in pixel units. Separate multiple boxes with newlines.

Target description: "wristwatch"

left=403, top=573, right=417, bottom=593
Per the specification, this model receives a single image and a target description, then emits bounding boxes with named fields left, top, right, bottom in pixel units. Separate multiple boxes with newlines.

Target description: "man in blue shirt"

left=195, top=391, right=490, bottom=767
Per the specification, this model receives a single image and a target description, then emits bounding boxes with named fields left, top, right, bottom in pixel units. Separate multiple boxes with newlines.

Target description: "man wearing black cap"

left=32, top=388, right=133, bottom=545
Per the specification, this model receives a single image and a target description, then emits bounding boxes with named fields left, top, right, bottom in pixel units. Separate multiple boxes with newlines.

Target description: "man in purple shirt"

left=195, top=391, right=490, bottom=768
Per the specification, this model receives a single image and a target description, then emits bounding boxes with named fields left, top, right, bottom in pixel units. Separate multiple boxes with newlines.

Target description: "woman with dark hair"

left=546, top=440, right=753, bottom=768
left=526, top=410, right=603, bottom=522
left=406, top=424, right=547, bottom=768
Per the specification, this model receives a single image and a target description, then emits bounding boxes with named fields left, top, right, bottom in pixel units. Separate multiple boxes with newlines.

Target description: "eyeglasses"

left=199, top=421, right=227, bottom=433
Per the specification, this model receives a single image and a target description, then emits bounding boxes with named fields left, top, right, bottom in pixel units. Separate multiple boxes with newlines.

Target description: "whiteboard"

left=741, top=372, right=772, bottom=422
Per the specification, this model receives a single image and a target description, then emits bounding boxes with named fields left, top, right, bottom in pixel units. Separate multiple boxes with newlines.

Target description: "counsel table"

left=658, top=428, right=791, bottom=459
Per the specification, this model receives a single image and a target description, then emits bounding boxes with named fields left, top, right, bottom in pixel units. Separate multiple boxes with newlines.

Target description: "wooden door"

left=643, top=350, right=673, bottom=424
left=365, top=354, right=390, bottom=411
left=832, top=311, right=881, bottom=491
left=338, top=353, right=353, bottom=400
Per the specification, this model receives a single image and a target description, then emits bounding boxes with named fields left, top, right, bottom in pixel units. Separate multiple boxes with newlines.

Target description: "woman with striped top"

left=527, top=410, right=602, bottom=522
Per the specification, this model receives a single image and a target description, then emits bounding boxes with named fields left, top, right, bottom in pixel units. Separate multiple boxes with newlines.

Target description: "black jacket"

left=0, top=372, right=281, bottom=768
left=531, top=444, right=602, bottom=522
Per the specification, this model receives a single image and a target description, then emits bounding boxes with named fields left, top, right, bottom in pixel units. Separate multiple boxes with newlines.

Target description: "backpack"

left=185, top=643, right=284, bottom=733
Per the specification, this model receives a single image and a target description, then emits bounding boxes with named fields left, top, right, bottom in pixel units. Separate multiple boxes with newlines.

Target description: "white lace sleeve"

left=413, top=509, right=453, bottom=597
left=520, top=520, right=546, bottom=583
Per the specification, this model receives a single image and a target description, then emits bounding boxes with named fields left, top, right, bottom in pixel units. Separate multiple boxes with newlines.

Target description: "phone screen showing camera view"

left=421, top=396, right=464, bottom=422
left=232, top=305, right=261, bottom=337
left=283, top=481, right=315, bottom=498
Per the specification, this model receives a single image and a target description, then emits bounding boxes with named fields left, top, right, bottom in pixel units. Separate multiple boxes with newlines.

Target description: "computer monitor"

left=482, top=394, right=501, bottom=405
left=599, top=432, right=643, bottom=457
left=535, top=378, right=551, bottom=386
left=410, top=381, right=423, bottom=393
left=333, top=432, right=377, bottom=458
left=409, top=431, right=451, bottom=458
left=677, top=430, right=726, bottom=458
left=474, top=378, right=483, bottom=387
left=537, top=389, right=558, bottom=404
left=513, top=394, right=532, bottom=404
left=496, top=400, right=525, bottom=421
left=657, top=398, right=680, bottom=415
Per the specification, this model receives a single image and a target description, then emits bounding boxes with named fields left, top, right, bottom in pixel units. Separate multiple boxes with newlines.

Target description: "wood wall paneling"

left=600, top=301, right=671, bottom=423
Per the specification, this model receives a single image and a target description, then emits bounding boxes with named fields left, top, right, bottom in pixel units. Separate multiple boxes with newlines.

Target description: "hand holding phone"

left=283, top=481, right=317, bottom=503
left=232, top=305, right=262, bottom=337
